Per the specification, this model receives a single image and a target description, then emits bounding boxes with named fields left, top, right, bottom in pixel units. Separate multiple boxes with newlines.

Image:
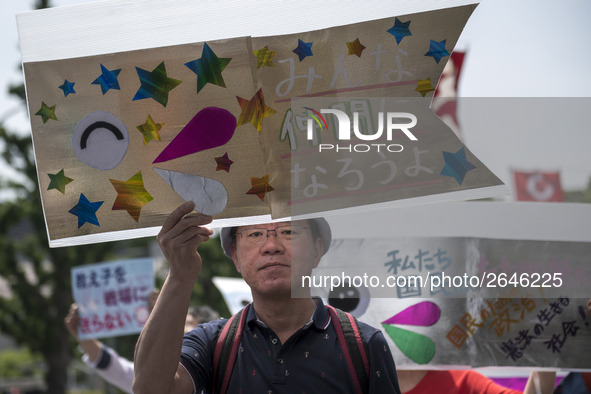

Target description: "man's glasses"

left=236, top=225, right=309, bottom=245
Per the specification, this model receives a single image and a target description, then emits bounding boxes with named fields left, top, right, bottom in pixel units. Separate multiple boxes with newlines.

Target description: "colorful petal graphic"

left=110, top=171, right=154, bottom=222
left=153, top=107, right=236, bottom=164
left=381, top=301, right=440, bottom=326
left=381, top=301, right=441, bottom=364
left=236, top=89, right=276, bottom=133
left=185, top=43, right=232, bottom=93
left=381, top=324, right=436, bottom=364
left=132, top=62, right=181, bottom=107
left=246, top=173, right=274, bottom=201
left=440, top=147, right=476, bottom=185
left=47, top=169, right=74, bottom=194
left=154, top=168, right=228, bottom=216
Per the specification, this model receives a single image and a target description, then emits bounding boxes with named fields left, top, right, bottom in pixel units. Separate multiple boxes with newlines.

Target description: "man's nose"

left=260, top=229, right=284, bottom=253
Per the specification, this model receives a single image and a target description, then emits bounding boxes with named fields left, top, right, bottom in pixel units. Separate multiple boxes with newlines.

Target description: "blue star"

left=58, top=79, right=76, bottom=97
left=440, top=147, right=476, bottom=185
left=387, top=18, right=412, bottom=44
left=425, top=39, right=450, bottom=63
left=68, top=193, right=104, bottom=228
left=92, top=64, right=122, bottom=94
left=292, top=39, right=313, bottom=62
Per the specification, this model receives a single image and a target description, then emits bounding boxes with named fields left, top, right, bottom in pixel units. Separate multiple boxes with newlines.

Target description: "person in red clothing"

left=398, top=370, right=556, bottom=394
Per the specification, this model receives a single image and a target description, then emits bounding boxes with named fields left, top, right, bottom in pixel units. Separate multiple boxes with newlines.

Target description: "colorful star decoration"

left=133, top=61, right=182, bottom=107
left=253, top=46, right=276, bottom=68
left=92, top=64, right=121, bottom=94
left=58, top=79, right=76, bottom=97
left=346, top=38, right=366, bottom=57
left=47, top=169, right=73, bottom=194
left=292, top=39, right=313, bottom=62
left=440, top=147, right=476, bottom=185
left=69, top=193, right=104, bottom=228
left=109, top=171, right=154, bottom=222
left=185, top=42, right=232, bottom=93
left=425, top=39, right=450, bottom=63
left=215, top=153, right=234, bottom=172
left=387, top=18, right=412, bottom=44
left=236, top=88, right=276, bottom=133
left=415, top=78, right=435, bottom=97
left=35, top=102, right=57, bottom=123
left=136, top=115, right=163, bottom=144
left=246, top=173, right=274, bottom=201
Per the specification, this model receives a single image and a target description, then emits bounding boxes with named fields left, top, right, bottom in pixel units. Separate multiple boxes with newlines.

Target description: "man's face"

left=230, top=220, right=323, bottom=298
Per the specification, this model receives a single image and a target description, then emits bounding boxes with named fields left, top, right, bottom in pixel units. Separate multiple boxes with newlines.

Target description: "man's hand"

left=157, top=201, right=213, bottom=284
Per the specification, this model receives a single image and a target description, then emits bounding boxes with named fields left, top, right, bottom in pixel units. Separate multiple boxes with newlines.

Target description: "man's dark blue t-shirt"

left=180, top=298, right=401, bottom=393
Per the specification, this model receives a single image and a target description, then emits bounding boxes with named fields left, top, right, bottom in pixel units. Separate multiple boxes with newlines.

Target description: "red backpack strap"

left=212, top=303, right=251, bottom=394
left=326, top=304, right=369, bottom=394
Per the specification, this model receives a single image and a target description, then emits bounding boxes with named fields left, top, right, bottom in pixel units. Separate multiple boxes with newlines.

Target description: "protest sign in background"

left=307, top=202, right=591, bottom=369
left=71, top=258, right=154, bottom=340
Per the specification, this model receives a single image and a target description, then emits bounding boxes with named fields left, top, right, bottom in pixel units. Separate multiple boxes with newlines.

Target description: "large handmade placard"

left=306, top=202, right=591, bottom=368
left=71, top=258, right=155, bottom=340
left=19, top=2, right=506, bottom=247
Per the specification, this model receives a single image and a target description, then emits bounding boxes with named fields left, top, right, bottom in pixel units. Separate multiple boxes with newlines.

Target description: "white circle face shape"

left=72, top=111, right=129, bottom=170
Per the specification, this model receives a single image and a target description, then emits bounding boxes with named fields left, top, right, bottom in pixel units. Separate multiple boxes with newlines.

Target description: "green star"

left=185, top=43, right=232, bottom=93
left=47, top=169, right=73, bottom=194
left=136, top=115, right=163, bottom=144
left=35, top=102, right=57, bottom=123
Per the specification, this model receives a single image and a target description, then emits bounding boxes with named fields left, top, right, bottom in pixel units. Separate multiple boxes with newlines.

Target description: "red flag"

left=513, top=171, right=564, bottom=202
left=433, top=51, right=466, bottom=140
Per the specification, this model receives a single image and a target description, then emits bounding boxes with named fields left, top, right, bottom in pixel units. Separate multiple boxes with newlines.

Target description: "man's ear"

left=311, top=237, right=324, bottom=269
left=230, top=243, right=241, bottom=273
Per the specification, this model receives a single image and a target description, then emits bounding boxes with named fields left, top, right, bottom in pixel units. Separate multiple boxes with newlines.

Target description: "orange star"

left=110, top=171, right=153, bottom=222
left=236, top=88, right=276, bottom=133
left=346, top=38, right=366, bottom=57
left=246, top=173, right=274, bottom=201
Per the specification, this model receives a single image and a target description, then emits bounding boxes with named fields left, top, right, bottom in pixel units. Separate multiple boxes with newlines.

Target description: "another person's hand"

left=157, top=201, right=213, bottom=284
left=64, top=303, right=81, bottom=339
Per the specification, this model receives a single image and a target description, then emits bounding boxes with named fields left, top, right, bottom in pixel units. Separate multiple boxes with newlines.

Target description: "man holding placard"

left=134, top=201, right=401, bottom=393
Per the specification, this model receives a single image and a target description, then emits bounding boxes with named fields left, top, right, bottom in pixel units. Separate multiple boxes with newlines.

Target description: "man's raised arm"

left=133, top=202, right=213, bottom=394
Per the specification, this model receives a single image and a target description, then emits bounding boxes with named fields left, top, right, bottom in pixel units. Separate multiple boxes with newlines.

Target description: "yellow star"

left=246, top=173, right=274, bottom=201
left=415, top=78, right=435, bottom=97
left=136, top=115, right=163, bottom=144
left=109, top=171, right=154, bottom=222
left=236, top=89, right=276, bottom=133
left=253, top=45, right=276, bottom=68
left=346, top=38, right=366, bottom=57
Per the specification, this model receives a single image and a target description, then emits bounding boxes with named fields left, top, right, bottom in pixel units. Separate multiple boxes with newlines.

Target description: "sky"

left=1, top=0, right=590, bottom=193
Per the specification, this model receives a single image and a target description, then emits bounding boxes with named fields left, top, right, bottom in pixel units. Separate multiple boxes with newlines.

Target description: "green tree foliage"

left=0, top=2, right=241, bottom=393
